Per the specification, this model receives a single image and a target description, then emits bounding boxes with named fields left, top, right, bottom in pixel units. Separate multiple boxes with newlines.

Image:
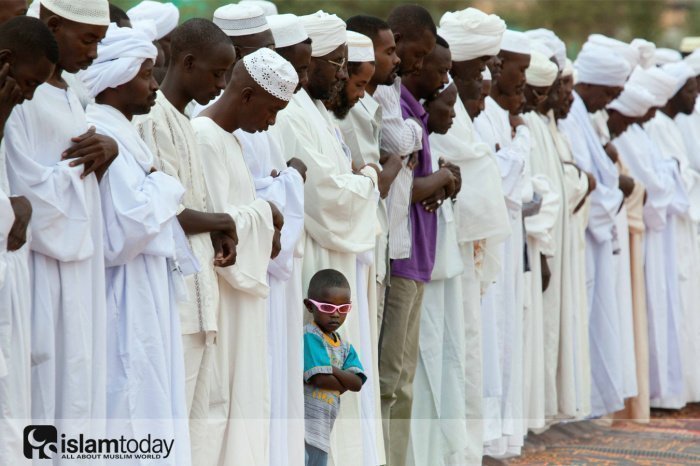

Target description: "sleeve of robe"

left=101, top=150, right=184, bottom=267
left=0, top=190, right=14, bottom=289
left=3, top=107, right=95, bottom=262
left=196, top=130, right=274, bottom=298
left=373, top=84, right=423, bottom=157
left=493, top=125, right=529, bottom=211
left=274, top=109, right=378, bottom=254
left=524, top=175, right=561, bottom=257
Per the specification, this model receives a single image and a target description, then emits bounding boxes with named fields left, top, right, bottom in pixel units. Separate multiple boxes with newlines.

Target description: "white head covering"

left=39, top=0, right=109, bottom=26
left=300, top=10, right=346, bottom=58
left=78, top=23, right=157, bottom=99
left=684, top=49, right=700, bottom=76
left=586, top=34, right=639, bottom=69
left=608, top=83, right=656, bottom=117
left=500, top=29, right=531, bottom=55
left=574, top=44, right=630, bottom=87
left=654, top=47, right=682, bottom=66
left=243, top=48, right=298, bottom=101
left=214, top=4, right=269, bottom=37
left=437, top=8, right=506, bottom=62
left=482, top=66, right=492, bottom=81
left=661, top=61, right=696, bottom=94
left=267, top=14, right=308, bottom=48
left=680, top=36, right=700, bottom=54
left=526, top=50, right=558, bottom=87
left=347, top=31, right=374, bottom=63
left=562, top=57, right=574, bottom=77
left=630, top=38, right=656, bottom=69
left=127, top=1, right=179, bottom=40
left=131, top=18, right=158, bottom=42
left=27, top=0, right=39, bottom=18
left=525, top=28, right=566, bottom=70
left=239, top=0, right=278, bottom=16
left=628, top=65, right=676, bottom=106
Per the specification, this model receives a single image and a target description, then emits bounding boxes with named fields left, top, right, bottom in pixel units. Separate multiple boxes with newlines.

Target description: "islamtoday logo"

left=23, top=425, right=175, bottom=461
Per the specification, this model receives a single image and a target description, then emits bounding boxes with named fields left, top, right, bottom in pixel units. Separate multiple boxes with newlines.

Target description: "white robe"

left=86, top=103, right=191, bottom=465
left=474, top=96, right=528, bottom=456
left=558, top=93, right=625, bottom=416
left=4, top=83, right=107, bottom=435
left=191, top=116, right=275, bottom=466
left=430, top=98, right=511, bottom=465
left=237, top=129, right=306, bottom=466
left=270, top=89, right=384, bottom=466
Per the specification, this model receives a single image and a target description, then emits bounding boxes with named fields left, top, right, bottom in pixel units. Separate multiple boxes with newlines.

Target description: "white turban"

left=500, top=29, right=531, bottom=55
left=628, top=65, right=676, bottom=106
left=608, top=83, right=656, bottom=117
left=661, top=61, right=696, bottom=94
left=574, top=44, right=630, bottom=87
left=40, top=0, right=109, bottom=26
left=680, top=36, right=700, bottom=54
left=526, top=50, right=558, bottom=87
left=654, top=47, right=682, bottom=66
left=127, top=1, right=179, bottom=40
left=300, top=10, right=346, bottom=58
left=347, top=31, right=374, bottom=63
left=630, top=38, right=656, bottom=69
left=78, top=23, right=157, bottom=99
left=562, top=57, right=574, bottom=77
left=267, top=14, right=308, bottom=49
left=525, top=28, right=566, bottom=70
left=243, top=48, right=298, bottom=102
left=214, top=4, right=269, bottom=37
left=586, top=34, right=639, bottom=69
left=684, top=49, right=700, bottom=76
left=482, top=66, right=491, bottom=81
left=239, top=0, right=278, bottom=17
left=438, top=8, right=505, bottom=61
left=27, top=0, right=39, bottom=18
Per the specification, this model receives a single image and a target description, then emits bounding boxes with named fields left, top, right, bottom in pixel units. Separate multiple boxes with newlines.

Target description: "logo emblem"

left=23, top=425, right=57, bottom=459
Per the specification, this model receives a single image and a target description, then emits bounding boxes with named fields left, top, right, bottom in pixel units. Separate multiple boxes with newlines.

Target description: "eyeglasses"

left=308, top=299, right=352, bottom=314
left=316, top=56, right=346, bottom=71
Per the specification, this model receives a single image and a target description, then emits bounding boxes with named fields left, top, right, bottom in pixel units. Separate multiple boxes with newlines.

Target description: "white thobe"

left=191, top=116, right=275, bottom=466
left=237, top=129, right=305, bottom=466
left=645, top=112, right=700, bottom=406
left=270, top=89, right=384, bottom=466
left=86, top=103, right=191, bottom=465
left=558, top=93, right=625, bottom=416
left=474, top=96, right=528, bottom=456
left=4, top=83, right=107, bottom=435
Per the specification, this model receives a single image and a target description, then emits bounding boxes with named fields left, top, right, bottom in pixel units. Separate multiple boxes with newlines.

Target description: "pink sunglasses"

left=308, top=299, right=352, bottom=314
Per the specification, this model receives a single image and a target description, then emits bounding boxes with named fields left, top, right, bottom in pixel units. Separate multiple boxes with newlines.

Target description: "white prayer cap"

left=654, top=47, right=682, bottom=66
left=630, top=38, right=656, bottom=69
left=78, top=23, right=157, bottom=99
left=300, top=10, right=346, bottom=58
left=500, top=30, right=531, bottom=55
left=27, top=0, right=39, bottom=18
left=661, top=61, right=696, bottom=94
left=525, top=28, right=566, bottom=70
left=628, top=65, right=676, bottom=106
left=239, top=0, right=278, bottom=16
left=562, top=58, right=574, bottom=77
left=267, top=14, right=308, bottom=48
left=39, top=0, right=109, bottom=26
left=243, top=47, right=298, bottom=101
left=214, top=4, right=270, bottom=37
left=437, top=8, right=506, bottom=61
left=680, top=36, right=700, bottom=54
left=127, top=1, right=179, bottom=40
left=586, top=34, right=639, bottom=69
left=347, top=31, right=374, bottom=63
left=608, top=83, right=657, bottom=117
left=482, top=67, right=492, bottom=81
left=684, top=49, right=700, bottom=76
left=574, top=44, right=630, bottom=87
left=526, top=50, right=558, bottom=87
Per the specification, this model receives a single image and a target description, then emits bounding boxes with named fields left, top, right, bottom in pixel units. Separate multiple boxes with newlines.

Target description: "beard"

left=330, top=84, right=353, bottom=120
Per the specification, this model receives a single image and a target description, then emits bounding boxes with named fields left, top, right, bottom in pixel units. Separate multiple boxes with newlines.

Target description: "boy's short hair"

left=307, top=269, right=350, bottom=299
left=0, top=16, right=59, bottom=64
left=169, top=18, right=231, bottom=62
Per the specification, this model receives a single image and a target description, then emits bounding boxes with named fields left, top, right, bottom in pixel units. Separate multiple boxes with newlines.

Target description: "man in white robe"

left=557, top=44, right=630, bottom=417
left=3, top=0, right=116, bottom=437
left=79, top=23, right=192, bottom=464
left=191, top=48, right=293, bottom=466
left=269, top=11, right=385, bottom=466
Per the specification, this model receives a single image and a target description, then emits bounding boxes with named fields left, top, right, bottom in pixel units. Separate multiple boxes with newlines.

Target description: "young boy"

left=303, top=269, right=367, bottom=466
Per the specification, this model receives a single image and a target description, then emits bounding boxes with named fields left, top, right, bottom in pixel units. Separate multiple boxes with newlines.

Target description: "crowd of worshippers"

left=2, top=0, right=700, bottom=465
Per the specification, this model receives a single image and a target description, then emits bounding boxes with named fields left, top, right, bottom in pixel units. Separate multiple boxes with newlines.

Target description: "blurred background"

left=112, top=0, right=700, bottom=55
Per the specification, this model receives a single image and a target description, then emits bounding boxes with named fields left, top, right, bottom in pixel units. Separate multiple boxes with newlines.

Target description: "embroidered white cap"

left=214, top=4, right=269, bottom=37
left=39, top=0, right=110, bottom=26
left=243, top=47, right=299, bottom=101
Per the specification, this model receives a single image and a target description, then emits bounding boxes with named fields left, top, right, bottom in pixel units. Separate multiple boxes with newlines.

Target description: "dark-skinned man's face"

left=395, top=28, right=435, bottom=76
left=371, top=28, right=400, bottom=86
left=306, top=43, right=348, bottom=101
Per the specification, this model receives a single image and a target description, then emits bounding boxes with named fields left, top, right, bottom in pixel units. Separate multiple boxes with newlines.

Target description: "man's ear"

left=0, top=49, right=13, bottom=67
left=393, top=32, right=402, bottom=45
left=241, top=86, right=254, bottom=103
left=183, top=54, right=195, bottom=72
left=45, top=15, right=62, bottom=34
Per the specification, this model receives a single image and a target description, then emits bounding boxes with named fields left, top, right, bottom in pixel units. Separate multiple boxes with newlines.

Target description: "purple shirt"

left=390, top=85, right=438, bottom=283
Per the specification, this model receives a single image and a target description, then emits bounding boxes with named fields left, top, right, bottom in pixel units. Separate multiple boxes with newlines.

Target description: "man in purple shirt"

left=378, top=34, right=460, bottom=466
